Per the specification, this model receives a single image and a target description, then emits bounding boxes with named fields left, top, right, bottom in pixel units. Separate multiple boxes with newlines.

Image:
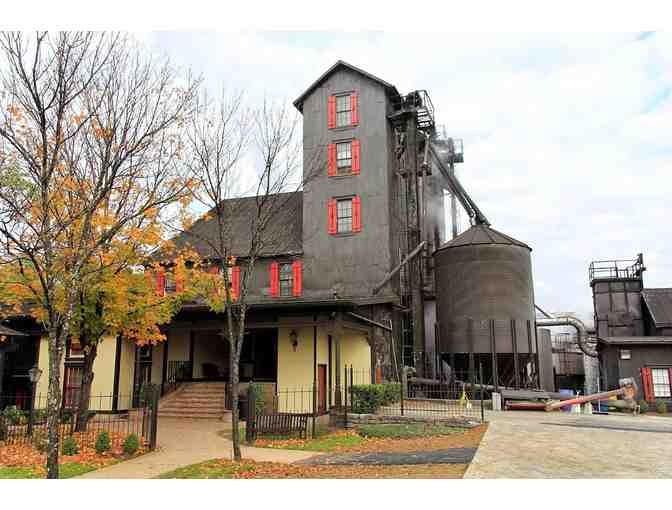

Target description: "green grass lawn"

left=159, top=459, right=255, bottom=479
left=0, top=466, right=41, bottom=479
left=356, top=423, right=466, bottom=439
left=0, top=462, right=100, bottom=479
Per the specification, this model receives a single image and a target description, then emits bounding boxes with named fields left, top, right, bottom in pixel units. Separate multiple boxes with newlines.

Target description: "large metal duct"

left=536, top=316, right=598, bottom=358
left=433, top=224, right=538, bottom=389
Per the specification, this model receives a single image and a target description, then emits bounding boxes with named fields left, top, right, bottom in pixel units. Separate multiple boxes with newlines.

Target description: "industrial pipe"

left=536, top=315, right=598, bottom=358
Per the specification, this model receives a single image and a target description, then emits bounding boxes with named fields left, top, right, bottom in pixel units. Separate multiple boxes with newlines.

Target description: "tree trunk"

left=46, top=327, right=64, bottom=479
left=229, top=335, right=242, bottom=461
left=75, top=342, right=98, bottom=432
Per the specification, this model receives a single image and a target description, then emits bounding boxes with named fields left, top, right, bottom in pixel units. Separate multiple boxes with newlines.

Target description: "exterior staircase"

left=158, top=382, right=230, bottom=420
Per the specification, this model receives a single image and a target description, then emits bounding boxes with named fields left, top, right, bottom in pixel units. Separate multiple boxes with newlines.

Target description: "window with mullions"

left=652, top=368, right=671, bottom=398
left=336, top=94, right=351, bottom=127
left=337, top=198, right=353, bottom=233
left=336, top=141, right=352, bottom=173
left=279, top=263, right=293, bottom=297
left=164, top=272, right=177, bottom=293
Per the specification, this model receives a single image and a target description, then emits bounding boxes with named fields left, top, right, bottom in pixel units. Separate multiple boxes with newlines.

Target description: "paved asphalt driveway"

left=465, top=410, right=672, bottom=478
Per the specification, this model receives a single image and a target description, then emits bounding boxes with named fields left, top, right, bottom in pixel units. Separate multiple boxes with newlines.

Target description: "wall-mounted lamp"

left=290, top=330, right=298, bottom=352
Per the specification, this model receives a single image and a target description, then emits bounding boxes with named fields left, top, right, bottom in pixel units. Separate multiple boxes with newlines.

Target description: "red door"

left=318, top=364, right=327, bottom=414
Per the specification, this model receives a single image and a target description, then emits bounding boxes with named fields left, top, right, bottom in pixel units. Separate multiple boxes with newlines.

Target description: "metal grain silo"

left=433, top=224, right=540, bottom=390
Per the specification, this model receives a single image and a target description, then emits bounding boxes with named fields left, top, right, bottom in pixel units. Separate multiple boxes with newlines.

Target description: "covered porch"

left=151, top=303, right=376, bottom=414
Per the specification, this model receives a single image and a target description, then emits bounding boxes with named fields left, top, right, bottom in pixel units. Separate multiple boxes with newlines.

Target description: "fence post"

left=400, top=366, right=407, bottom=416
left=343, top=366, right=348, bottom=428
left=245, top=386, right=256, bottom=444
left=149, top=385, right=160, bottom=450
left=312, top=381, right=317, bottom=439
left=479, top=363, right=485, bottom=423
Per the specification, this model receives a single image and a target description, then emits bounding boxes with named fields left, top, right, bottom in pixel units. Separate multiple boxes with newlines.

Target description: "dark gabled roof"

left=435, top=224, right=532, bottom=251
left=167, top=191, right=303, bottom=261
left=600, top=336, right=672, bottom=345
left=0, top=324, right=27, bottom=336
left=293, top=60, right=400, bottom=113
left=642, top=288, right=672, bottom=328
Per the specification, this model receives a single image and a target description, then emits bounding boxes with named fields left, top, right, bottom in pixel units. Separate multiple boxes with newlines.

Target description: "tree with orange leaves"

left=0, top=32, right=199, bottom=478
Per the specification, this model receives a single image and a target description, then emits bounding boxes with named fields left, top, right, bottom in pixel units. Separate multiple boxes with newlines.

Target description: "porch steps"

left=158, top=382, right=230, bottom=420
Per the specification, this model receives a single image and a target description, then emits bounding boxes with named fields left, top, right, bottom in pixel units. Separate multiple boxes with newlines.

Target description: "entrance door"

left=318, top=364, right=327, bottom=414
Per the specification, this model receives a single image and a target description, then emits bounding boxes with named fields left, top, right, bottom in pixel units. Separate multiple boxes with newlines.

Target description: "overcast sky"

left=141, top=31, right=671, bottom=321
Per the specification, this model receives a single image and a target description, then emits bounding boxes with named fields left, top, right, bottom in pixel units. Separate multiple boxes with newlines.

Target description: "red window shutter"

left=641, top=367, right=654, bottom=402
left=175, top=273, right=184, bottom=293
left=292, top=260, right=303, bottom=297
left=351, top=92, right=358, bottom=125
left=208, top=264, right=219, bottom=274
left=352, top=139, right=360, bottom=174
left=327, top=143, right=337, bottom=176
left=352, top=196, right=361, bottom=233
left=270, top=262, right=279, bottom=297
left=328, top=95, right=336, bottom=129
left=231, top=266, right=240, bottom=300
left=156, top=269, right=166, bottom=296
left=328, top=199, right=337, bottom=234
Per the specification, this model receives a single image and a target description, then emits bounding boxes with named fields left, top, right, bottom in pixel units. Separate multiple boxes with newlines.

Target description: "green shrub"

left=2, top=406, right=26, bottom=425
left=32, top=409, right=48, bottom=424
left=350, top=383, right=401, bottom=414
left=656, top=401, right=668, bottom=414
left=62, top=436, right=79, bottom=455
left=380, top=383, right=402, bottom=405
left=249, top=383, right=266, bottom=415
left=638, top=400, right=649, bottom=413
left=60, top=408, right=74, bottom=425
left=0, top=417, right=7, bottom=441
left=95, top=431, right=111, bottom=454
left=122, top=434, right=140, bottom=455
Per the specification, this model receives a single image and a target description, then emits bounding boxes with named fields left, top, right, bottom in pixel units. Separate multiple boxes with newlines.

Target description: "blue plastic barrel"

left=559, top=389, right=574, bottom=412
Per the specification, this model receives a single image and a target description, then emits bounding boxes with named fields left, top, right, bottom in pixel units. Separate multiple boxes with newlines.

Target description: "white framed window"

left=336, top=141, right=352, bottom=173
left=335, top=94, right=351, bottom=127
left=164, top=272, right=177, bottom=293
left=652, top=368, right=671, bottom=398
left=336, top=198, right=353, bottom=233
left=279, top=263, right=293, bottom=297
left=620, top=349, right=631, bottom=360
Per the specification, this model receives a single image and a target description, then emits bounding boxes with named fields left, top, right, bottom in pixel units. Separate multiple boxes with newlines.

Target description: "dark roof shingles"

left=642, top=288, right=672, bottom=327
left=169, top=191, right=303, bottom=260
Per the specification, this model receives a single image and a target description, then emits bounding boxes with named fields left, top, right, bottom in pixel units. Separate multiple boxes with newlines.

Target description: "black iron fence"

left=0, top=386, right=160, bottom=451
left=243, top=365, right=485, bottom=443
left=344, top=366, right=484, bottom=422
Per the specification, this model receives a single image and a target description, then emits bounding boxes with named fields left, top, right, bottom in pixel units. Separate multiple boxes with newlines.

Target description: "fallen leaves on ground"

left=161, top=458, right=468, bottom=479
left=0, top=429, right=146, bottom=470
left=253, top=424, right=487, bottom=454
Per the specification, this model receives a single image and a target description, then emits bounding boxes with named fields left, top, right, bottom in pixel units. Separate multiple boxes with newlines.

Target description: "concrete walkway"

left=77, top=418, right=320, bottom=479
left=465, top=410, right=672, bottom=478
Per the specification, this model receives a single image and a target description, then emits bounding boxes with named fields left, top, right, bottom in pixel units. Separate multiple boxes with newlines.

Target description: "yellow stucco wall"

left=87, top=336, right=118, bottom=411
left=117, top=340, right=135, bottom=410
left=35, top=336, right=58, bottom=400
left=276, top=324, right=371, bottom=412
left=35, top=335, right=121, bottom=411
